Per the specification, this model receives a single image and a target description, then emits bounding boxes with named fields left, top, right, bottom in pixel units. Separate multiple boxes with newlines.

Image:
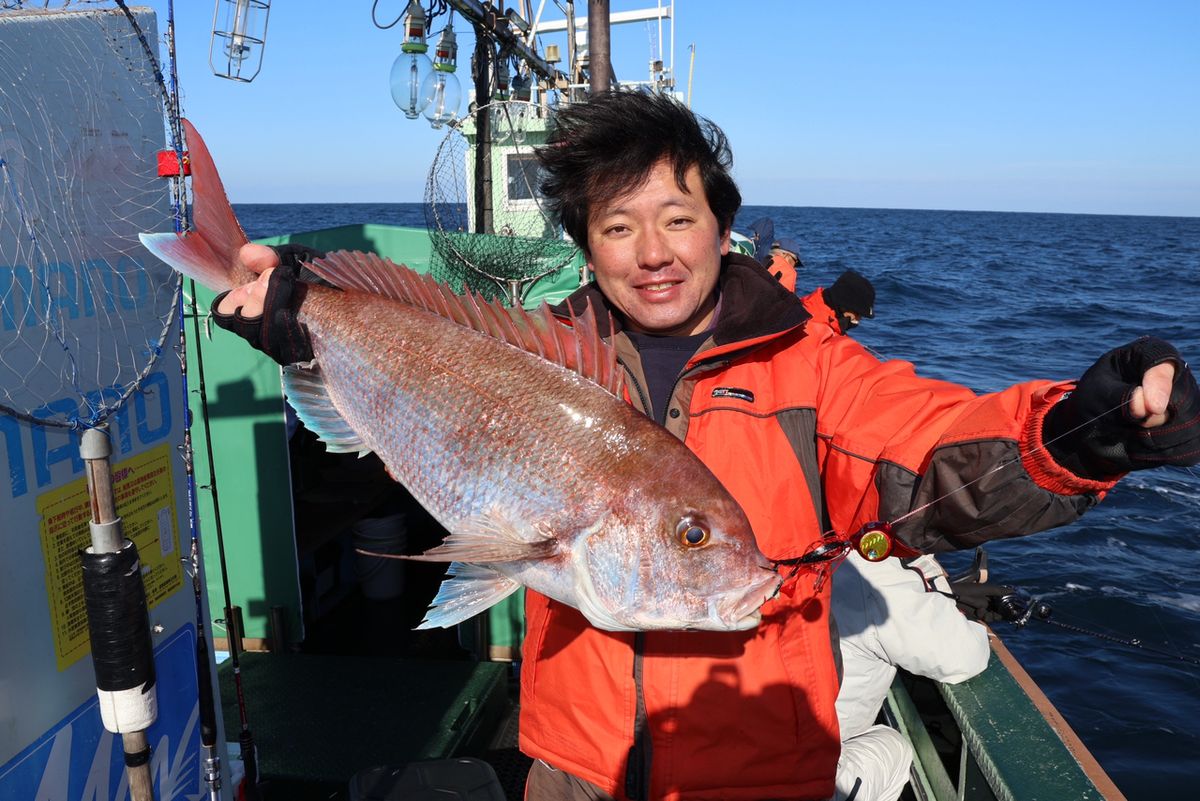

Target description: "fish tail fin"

left=138, top=118, right=252, bottom=293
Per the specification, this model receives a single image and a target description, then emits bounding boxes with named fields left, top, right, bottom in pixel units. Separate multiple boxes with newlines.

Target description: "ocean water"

left=235, top=202, right=1200, bottom=799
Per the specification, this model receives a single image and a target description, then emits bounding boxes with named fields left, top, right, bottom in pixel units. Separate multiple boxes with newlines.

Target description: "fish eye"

left=676, top=517, right=710, bottom=548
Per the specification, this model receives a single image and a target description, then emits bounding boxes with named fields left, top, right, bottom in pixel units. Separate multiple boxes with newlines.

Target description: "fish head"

left=575, top=479, right=781, bottom=632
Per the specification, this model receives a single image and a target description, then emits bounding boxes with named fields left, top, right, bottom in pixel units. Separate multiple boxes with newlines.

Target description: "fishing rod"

left=185, top=278, right=264, bottom=799
left=940, top=547, right=1200, bottom=668
left=113, top=1, right=261, bottom=797
left=151, top=7, right=238, bottom=800
left=986, top=591, right=1200, bottom=668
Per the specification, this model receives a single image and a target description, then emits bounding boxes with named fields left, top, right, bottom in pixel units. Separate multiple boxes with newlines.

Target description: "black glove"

left=275, top=243, right=334, bottom=286
left=949, top=577, right=1019, bottom=623
left=210, top=243, right=327, bottom=366
left=1044, top=337, right=1200, bottom=480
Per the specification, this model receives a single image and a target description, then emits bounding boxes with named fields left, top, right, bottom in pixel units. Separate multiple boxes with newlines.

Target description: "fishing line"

left=995, top=593, right=1200, bottom=668
left=1129, top=463, right=1200, bottom=682
left=774, top=395, right=1137, bottom=577
left=951, top=461, right=1200, bottom=672
left=889, top=396, right=1133, bottom=529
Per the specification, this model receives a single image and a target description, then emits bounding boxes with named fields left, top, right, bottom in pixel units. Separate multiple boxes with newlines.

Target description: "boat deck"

left=218, top=653, right=524, bottom=799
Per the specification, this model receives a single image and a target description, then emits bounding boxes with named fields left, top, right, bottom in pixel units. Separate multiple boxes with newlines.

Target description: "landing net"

left=424, top=100, right=580, bottom=305
left=0, top=5, right=178, bottom=428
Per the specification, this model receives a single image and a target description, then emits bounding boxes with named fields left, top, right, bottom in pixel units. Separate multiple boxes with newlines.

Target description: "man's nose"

left=637, top=229, right=672, bottom=269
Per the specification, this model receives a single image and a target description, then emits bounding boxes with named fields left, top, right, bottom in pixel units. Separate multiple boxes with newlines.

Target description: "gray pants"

left=524, top=760, right=615, bottom=801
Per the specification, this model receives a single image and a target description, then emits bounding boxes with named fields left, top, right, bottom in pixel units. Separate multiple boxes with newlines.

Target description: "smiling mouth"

left=638, top=281, right=678, bottom=292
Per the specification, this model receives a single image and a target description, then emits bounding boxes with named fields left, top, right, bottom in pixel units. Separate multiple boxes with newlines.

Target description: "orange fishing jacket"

left=801, top=286, right=844, bottom=335
left=524, top=254, right=1113, bottom=801
left=764, top=250, right=799, bottom=293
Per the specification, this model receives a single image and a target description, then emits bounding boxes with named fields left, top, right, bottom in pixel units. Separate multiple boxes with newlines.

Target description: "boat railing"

left=885, top=633, right=1127, bottom=801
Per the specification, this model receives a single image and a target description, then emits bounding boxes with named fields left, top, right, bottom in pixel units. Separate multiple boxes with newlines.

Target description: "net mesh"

left=424, top=100, right=579, bottom=305
left=0, top=5, right=178, bottom=427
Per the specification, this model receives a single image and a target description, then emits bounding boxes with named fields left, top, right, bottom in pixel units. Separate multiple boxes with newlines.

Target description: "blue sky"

left=136, top=1, right=1199, bottom=216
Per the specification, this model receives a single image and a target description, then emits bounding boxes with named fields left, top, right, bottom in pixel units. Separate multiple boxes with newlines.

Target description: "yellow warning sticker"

left=39, top=443, right=183, bottom=671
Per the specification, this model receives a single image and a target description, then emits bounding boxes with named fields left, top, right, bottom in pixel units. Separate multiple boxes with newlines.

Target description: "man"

left=761, top=234, right=803, bottom=291
left=749, top=236, right=873, bottom=339
left=213, top=91, right=1199, bottom=801
left=745, top=217, right=776, bottom=265
left=803, top=269, right=876, bottom=335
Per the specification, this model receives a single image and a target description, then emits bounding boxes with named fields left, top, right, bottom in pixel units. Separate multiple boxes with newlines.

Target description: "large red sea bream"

left=141, top=120, right=780, bottom=632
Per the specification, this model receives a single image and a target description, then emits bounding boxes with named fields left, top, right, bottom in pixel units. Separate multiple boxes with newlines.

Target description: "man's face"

left=586, top=160, right=730, bottom=336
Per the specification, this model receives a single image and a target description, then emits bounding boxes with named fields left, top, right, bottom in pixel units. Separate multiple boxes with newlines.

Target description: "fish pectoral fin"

left=281, top=365, right=370, bottom=454
left=417, top=562, right=521, bottom=629
left=410, top=510, right=557, bottom=563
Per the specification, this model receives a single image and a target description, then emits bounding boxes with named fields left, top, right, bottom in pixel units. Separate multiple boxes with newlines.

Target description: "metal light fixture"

left=504, top=7, right=530, bottom=35
left=390, top=0, right=433, bottom=119
left=508, top=72, right=533, bottom=144
left=422, top=20, right=461, bottom=128
left=511, top=72, right=532, bottom=103
left=210, top=0, right=271, bottom=82
left=490, top=58, right=513, bottom=138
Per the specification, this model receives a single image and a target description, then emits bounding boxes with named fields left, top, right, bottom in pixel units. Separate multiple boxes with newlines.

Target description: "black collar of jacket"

left=553, top=252, right=810, bottom=345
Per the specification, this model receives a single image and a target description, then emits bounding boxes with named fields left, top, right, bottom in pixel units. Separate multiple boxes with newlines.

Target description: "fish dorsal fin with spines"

left=306, top=250, right=626, bottom=398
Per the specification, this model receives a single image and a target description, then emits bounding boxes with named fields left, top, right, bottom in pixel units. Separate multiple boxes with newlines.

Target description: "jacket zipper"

left=617, top=361, right=653, bottom=799
left=625, top=631, right=651, bottom=800
left=617, top=354, right=736, bottom=800
left=621, top=358, right=653, bottom=418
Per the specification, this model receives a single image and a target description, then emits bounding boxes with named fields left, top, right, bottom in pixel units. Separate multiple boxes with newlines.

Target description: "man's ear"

left=720, top=226, right=732, bottom=256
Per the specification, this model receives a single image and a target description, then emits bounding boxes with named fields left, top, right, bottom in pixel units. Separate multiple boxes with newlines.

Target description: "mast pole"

left=588, top=0, right=611, bottom=93
left=565, top=2, right=578, bottom=100
left=473, top=33, right=493, bottom=234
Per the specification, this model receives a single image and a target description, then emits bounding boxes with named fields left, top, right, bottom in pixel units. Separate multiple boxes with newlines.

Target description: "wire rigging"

left=373, top=0, right=452, bottom=30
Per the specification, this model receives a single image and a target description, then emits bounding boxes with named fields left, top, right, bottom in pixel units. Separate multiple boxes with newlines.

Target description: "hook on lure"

left=771, top=521, right=923, bottom=595
left=786, top=520, right=922, bottom=566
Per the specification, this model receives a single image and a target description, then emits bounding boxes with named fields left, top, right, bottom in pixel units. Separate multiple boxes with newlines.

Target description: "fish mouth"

left=713, top=571, right=782, bottom=630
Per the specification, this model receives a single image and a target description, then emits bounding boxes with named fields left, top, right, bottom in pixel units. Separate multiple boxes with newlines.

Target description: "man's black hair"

left=536, top=90, right=742, bottom=254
